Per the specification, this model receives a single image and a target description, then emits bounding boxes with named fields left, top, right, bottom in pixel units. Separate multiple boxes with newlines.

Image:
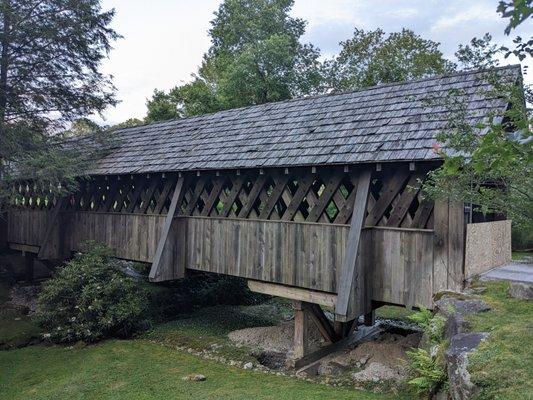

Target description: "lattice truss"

left=9, top=182, right=61, bottom=210
left=10, top=166, right=434, bottom=228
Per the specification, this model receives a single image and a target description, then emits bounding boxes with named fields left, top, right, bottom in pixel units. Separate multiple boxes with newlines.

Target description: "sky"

left=96, top=0, right=532, bottom=125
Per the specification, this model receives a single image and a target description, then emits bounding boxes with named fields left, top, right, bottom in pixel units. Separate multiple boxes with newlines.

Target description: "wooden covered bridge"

left=1, top=66, right=517, bottom=363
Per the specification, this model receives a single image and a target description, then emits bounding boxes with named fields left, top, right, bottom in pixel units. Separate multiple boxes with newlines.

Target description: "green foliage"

left=512, top=224, right=533, bottom=250
left=0, top=0, right=119, bottom=210
left=143, top=271, right=266, bottom=321
left=146, top=0, right=323, bottom=121
left=422, top=72, right=532, bottom=230
left=455, top=33, right=502, bottom=70
left=407, top=307, right=448, bottom=396
left=406, top=347, right=447, bottom=395
left=327, top=28, right=455, bottom=91
left=35, top=243, right=150, bottom=343
left=497, top=0, right=533, bottom=34
left=0, top=0, right=119, bottom=127
left=408, top=306, right=446, bottom=344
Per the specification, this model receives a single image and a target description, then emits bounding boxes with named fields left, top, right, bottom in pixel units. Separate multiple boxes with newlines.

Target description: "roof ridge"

left=105, top=64, right=521, bottom=134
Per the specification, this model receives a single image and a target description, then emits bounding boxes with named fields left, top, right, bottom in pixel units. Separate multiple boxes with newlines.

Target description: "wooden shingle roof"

left=91, top=65, right=521, bottom=175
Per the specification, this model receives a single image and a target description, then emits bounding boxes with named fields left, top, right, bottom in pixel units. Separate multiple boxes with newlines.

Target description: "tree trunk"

left=0, top=0, right=11, bottom=128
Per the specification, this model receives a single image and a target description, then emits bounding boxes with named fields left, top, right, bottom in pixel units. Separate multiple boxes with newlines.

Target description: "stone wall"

left=464, top=220, right=512, bottom=278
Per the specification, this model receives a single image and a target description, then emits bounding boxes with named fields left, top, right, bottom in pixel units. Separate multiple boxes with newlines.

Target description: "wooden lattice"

left=10, top=165, right=434, bottom=228
left=9, top=182, right=60, bottom=210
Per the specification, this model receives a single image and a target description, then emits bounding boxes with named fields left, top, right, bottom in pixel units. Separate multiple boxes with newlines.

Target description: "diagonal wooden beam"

left=220, top=174, right=247, bottom=217
left=306, top=173, right=343, bottom=222
left=37, top=197, right=65, bottom=260
left=386, top=173, right=423, bottom=227
left=153, top=175, right=178, bottom=214
left=259, top=174, right=290, bottom=220
left=305, top=303, right=340, bottom=343
left=335, top=169, right=372, bottom=318
left=149, top=177, right=185, bottom=281
left=238, top=174, right=267, bottom=218
left=282, top=174, right=314, bottom=221
left=365, top=170, right=409, bottom=226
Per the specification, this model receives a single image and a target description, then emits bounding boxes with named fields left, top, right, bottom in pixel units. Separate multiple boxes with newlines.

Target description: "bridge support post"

left=24, top=252, right=35, bottom=282
left=0, top=211, right=6, bottom=252
left=293, top=301, right=309, bottom=360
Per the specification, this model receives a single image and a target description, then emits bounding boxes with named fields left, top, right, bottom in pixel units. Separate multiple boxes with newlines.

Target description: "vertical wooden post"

left=433, top=200, right=465, bottom=294
left=0, top=210, right=7, bottom=252
left=24, top=252, right=35, bottom=281
left=363, top=310, right=375, bottom=326
left=293, top=300, right=309, bottom=360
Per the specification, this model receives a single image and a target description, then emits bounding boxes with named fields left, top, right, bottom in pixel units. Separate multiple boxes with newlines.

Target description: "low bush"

left=35, top=243, right=150, bottom=343
left=141, top=270, right=268, bottom=321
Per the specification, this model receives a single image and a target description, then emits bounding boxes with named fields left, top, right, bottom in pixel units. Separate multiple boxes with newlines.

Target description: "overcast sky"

left=97, top=0, right=532, bottom=125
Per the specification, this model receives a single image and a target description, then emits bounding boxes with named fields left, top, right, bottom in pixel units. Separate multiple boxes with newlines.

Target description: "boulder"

left=508, top=282, right=533, bottom=300
left=435, top=297, right=491, bottom=338
left=435, top=298, right=491, bottom=318
left=445, top=332, right=489, bottom=400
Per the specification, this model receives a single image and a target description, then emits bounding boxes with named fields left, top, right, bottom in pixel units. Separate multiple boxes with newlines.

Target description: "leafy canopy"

left=0, top=0, right=119, bottom=209
left=146, top=0, right=323, bottom=121
left=327, top=28, right=455, bottom=91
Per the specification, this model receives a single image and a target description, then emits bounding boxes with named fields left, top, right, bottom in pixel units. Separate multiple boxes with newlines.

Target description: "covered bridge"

left=2, top=65, right=519, bottom=363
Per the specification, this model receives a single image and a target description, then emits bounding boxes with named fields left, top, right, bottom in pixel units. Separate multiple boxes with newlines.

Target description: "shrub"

left=35, top=243, right=149, bottom=343
left=140, top=270, right=268, bottom=321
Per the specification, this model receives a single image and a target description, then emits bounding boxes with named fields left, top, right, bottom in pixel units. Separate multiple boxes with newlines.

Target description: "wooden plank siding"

left=370, top=227, right=434, bottom=308
left=6, top=209, right=457, bottom=311
left=7, top=209, right=49, bottom=246
left=184, top=216, right=348, bottom=293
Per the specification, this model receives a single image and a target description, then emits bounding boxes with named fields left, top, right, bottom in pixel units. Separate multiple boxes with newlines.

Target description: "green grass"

left=375, top=305, right=415, bottom=322
left=0, top=340, right=392, bottom=400
left=466, top=281, right=533, bottom=399
left=142, top=303, right=285, bottom=362
left=512, top=251, right=533, bottom=261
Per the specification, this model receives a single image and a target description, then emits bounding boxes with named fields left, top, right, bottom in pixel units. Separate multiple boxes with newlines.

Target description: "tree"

left=65, top=118, right=102, bottom=137
left=0, top=0, right=119, bottom=129
left=146, top=0, right=323, bottom=120
left=327, top=28, right=455, bottom=91
left=423, top=75, right=532, bottom=229
left=0, top=0, right=119, bottom=209
left=497, top=0, right=532, bottom=34
left=455, top=33, right=503, bottom=70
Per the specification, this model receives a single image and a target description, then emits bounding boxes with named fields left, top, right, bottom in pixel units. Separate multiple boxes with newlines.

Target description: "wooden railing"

left=7, top=209, right=440, bottom=308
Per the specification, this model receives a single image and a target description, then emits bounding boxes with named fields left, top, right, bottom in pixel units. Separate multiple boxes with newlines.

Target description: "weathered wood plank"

left=37, top=197, right=65, bottom=260
left=149, top=177, right=185, bottom=281
left=248, top=280, right=337, bottom=307
left=335, top=169, right=371, bottom=319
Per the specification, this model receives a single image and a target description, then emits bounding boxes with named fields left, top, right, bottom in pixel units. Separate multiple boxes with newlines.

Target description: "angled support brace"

left=149, top=176, right=185, bottom=282
left=38, top=197, right=66, bottom=260
left=335, top=169, right=372, bottom=320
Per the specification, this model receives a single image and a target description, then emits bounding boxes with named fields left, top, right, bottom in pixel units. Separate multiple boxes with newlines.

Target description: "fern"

left=407, top=347, right=447, bottom=395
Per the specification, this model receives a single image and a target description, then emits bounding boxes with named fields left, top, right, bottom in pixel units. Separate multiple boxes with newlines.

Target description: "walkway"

left=480, top=260, right=533, bottom=284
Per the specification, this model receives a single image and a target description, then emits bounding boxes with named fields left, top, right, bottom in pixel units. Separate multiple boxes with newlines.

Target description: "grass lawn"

left=0, top=340, right=393, bottom=400
left=512, top=250, right=533, bottom=261
left=142, top=301, right=292, bottom=362
left=467, top=281, right=533, bottom=399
